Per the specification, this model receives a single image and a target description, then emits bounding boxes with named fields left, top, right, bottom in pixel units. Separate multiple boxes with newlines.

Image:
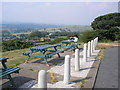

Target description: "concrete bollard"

left=63, top=55, right=71, bottom=84
left=38, top=70, right=47, bottom=88
left=94, top=38, right=97, bottom=48
left=83, top=44, right=87, bottom=62
left=75, top=49, right=80, bottom=71
left=87, top=41, right=91, bottom=57
left=96, top=37, right=98, bottom=46
left=94, top=38, right=97, bottom=47
left=93, top=39, right=95, bottom=51
left=91, top=40, right=93, bottom=54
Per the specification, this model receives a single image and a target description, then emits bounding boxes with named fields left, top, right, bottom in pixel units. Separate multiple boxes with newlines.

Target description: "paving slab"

left=47, top=51, right=99, bottom=78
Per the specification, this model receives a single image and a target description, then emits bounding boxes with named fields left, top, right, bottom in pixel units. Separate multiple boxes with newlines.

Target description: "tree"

left=28, top=31, right=42, bottom=40
left=79, top=30, right=99, bottom=43
left=91, top=13, right=120, bottom=30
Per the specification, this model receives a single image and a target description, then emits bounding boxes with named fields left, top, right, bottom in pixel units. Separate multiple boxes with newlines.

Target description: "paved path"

left=94, top=47, right=119, bottom=88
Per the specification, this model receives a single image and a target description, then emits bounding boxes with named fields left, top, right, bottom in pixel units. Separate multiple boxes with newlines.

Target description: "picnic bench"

left=22, top=44, right=64, bottom=65
left=62, top=40, right=79, bottom=48
left=0, top=57, right=20, bottom=87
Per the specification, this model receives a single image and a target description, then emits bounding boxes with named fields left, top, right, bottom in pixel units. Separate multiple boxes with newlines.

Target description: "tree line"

left=80, top=13, right=120, bottom=42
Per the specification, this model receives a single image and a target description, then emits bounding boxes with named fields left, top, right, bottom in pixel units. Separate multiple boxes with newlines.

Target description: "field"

left=1, top=41, right=84, bottom=67
left=11, top=25, right=92, bottom=35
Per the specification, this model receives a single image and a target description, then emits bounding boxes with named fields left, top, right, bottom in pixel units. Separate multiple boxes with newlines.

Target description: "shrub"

left=79, top=27, right=120, bottom=42
left=50, top=37, right=68, bottom=44
left=79, top=30, right=99, bottom=43
left=2, top=40, right=34, bottom=52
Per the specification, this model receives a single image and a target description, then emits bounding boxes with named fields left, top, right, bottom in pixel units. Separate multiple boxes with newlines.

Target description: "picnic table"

left=23, top=44, right=64, bottom=65
left=62, top=40, right=72, bottom=46
left=61, top=40, right=78, bottom=49
left=0, top=57, right=20, bottom=87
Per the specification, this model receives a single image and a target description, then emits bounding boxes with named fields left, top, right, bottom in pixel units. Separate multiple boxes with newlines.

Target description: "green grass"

left=80, top=80, right=86, bottom=88
left=1, top=48, right=39, bottom=67
left=96, top=45, right=105, bottom=60
left=47, top=72, right=58, bottom=84
left=1, top=40, right=97, bottom=67
left=28, top=68, right=34, bottom=71
left=1, top=44, right=63, bottom=67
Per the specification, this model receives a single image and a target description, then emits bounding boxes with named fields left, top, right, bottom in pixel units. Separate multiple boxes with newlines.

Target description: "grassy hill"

left=38, top=25, right=93, bottom=32
left=10, top=25, right=93, bottom=35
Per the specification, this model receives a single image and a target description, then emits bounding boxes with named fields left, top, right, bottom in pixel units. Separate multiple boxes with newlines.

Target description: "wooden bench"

left=22, top=44, right=64, bottom=64
left=0, top=57, right=20, bottom=87
left=0, top=67, right=20, bottom=87
left=46, top=50, right=64, bottom=58
left=23, top=50, right=64, bottom=59
left=0, top=67, right=20, bottom=78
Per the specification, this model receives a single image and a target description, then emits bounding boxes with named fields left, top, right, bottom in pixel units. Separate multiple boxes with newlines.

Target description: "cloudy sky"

left=1, top=1, right=119, bottom=25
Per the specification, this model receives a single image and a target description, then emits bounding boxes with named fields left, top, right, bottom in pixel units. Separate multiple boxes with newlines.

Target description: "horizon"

left=1, top=2, right=118, bottom=25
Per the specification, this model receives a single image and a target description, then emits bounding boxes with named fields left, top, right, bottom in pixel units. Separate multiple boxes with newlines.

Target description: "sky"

left=1, top=1, right=119, bottom=25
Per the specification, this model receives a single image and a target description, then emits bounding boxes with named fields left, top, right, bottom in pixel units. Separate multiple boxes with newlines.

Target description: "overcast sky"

left=1, top=2, right=118, bottom=25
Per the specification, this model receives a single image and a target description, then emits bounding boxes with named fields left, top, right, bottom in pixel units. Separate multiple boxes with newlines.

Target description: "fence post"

left=75, top=49, right=80, bottom=71
left=63, top=55, right=71, bottom=84
left=38, top=70, right=47, bottom=88
left=96, top=37, right=98, bottom=46
left=93, top=39, right=95, bottom=51
left=94, top=38, right=97, bottom=48
left=91, top=40, right=93, bottom=54
left=83, top=44, right=87, bottom=62
left=87, top=41, right=91, bottom=57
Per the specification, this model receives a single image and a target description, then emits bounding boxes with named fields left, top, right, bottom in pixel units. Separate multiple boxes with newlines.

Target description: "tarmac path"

left=94, top=46, right=119, bottom=89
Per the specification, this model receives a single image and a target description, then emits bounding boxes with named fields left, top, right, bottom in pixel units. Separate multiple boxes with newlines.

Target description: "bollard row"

left=37, top=37, right=99, bottom=87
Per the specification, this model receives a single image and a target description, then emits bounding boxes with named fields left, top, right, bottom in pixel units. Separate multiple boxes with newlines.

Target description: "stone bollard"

left=91, top=40, right=93, bottom=54
left=93, top=39, right=95, bottom=51
left=75, top=49, right=80, bottom=71
left=87, top=41, right=91, bottom=57
left=63, top=55, right=71, bottom=84
left=83, top=44, right=87, bottom=62
left=94, top=38, right=97, bottom=48
left=38, top=70, right=47, bottom=88
left=94, top=37, right=97, bottom=47
left=96, top=37, right=98, bottom=46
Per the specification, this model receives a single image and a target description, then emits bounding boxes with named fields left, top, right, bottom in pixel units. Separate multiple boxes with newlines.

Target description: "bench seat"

left=22, top=52, right=31, bottom=56
left=0, top=67, right=20, bottom=78
left=46, top=50, right=64, bottom=58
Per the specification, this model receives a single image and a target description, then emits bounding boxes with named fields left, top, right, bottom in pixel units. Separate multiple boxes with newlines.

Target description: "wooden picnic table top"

left=0, top=57, right=8, bottom=62
left=62, top=40, right=72, bottom=43
left=30, top=44, right=61, bottom=50
left=62, top=40, right=72, bottom=42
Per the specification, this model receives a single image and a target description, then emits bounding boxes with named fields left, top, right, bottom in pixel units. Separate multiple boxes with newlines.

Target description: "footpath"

left=94, top=46, right=119, bottom=89
left=19, top=49, right=100, bottom=89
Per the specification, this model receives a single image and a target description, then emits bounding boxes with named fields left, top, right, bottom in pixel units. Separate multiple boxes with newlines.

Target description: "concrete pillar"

left=93, top=39, right=95, bottom=51
left=63, top=55, right=71, bottom=84
left=94, top=38, right=97, bottom=47
left=75, top=49, right=80, bottom=71
left=87, top=41, right=91, bottom=57
left=83, top=44, right=87, bottom=62
left=38, top=70, right=47, bottom=88
left=96, top=37, right=98, bottom=46
left=94, top=38, right=97, bottom=48
left=91, top=40, right=93, bottom=54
